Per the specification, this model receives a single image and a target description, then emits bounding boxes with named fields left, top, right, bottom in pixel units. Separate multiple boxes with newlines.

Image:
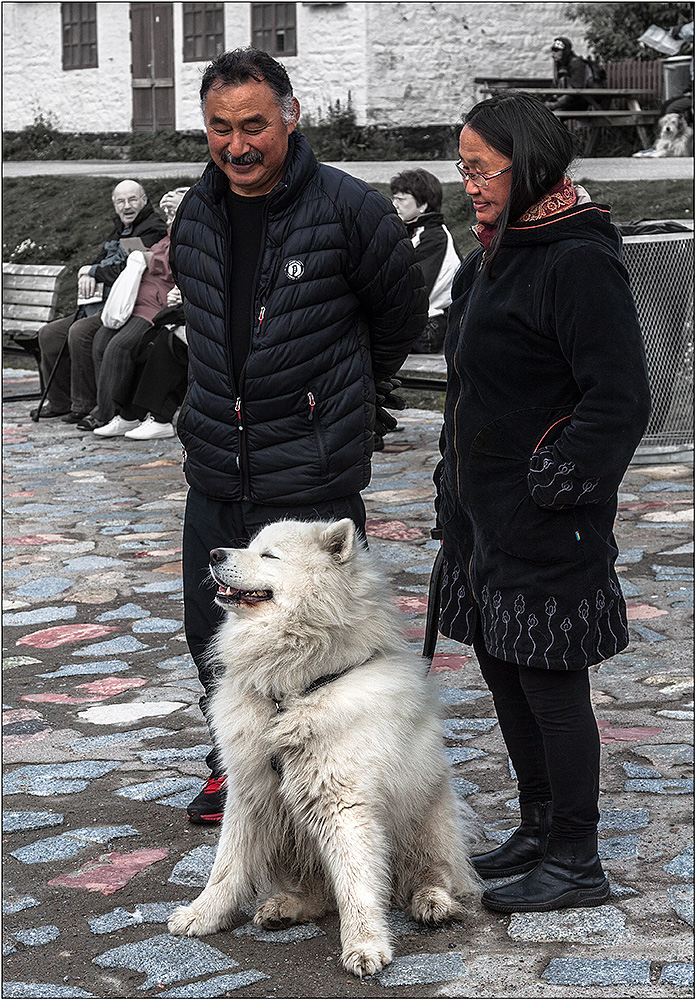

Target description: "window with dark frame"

left=183, top=2, right=225, bottom=62
left=61, top=2, right=98, bottom=70
left=251, top=3, right=296, bottom=57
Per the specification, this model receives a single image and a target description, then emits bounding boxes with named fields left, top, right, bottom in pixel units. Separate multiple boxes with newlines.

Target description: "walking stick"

left=31, top=335, right=69, bottom=422
left=422, top=545, right=444, bottom=668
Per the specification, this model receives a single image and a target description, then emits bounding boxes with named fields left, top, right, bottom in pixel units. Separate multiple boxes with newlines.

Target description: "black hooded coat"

left=436, top=202, right=651, bottom=670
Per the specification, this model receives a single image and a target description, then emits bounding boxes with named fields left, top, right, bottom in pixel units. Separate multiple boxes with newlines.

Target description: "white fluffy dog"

left=651, top=113, right=694, bottom=157
left=168, top=518, right=477, bottom=977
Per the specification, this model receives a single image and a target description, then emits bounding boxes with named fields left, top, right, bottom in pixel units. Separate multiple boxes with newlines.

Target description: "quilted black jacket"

left=170, top=131, right=427, bottom=503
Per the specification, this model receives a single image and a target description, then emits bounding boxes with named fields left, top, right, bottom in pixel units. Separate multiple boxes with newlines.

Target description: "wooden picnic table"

left=479, top=84, right=660, bottom=152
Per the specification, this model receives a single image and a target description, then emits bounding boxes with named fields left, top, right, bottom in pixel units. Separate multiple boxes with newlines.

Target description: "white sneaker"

left=124, top=415, right=175, bottom=440
left=93, top=415, right=141, bottom=437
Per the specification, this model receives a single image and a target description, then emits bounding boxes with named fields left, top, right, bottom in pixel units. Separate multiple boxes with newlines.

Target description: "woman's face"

left=458, top=124, right=513, bottom=227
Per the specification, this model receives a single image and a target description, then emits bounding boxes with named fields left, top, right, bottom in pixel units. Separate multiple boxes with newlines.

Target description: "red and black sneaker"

left=187, top=775, right=227, bottom=825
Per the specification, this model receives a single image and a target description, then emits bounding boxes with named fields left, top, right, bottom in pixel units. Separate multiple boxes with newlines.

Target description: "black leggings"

left=473, top=628, right=600, bottom=840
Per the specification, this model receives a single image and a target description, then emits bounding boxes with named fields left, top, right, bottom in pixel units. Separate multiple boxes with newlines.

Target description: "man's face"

left=392, top=191, right=427, bottom=223
left=204, top=78, right=299, bottom=197
left=112, top=181, right=147, bottom=226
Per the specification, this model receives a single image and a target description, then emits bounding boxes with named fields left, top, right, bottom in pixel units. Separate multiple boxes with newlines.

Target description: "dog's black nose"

left=209, top=548, right=226, bottom=565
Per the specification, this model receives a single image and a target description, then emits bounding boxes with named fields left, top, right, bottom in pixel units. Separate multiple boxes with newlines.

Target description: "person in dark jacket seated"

left=547, top=37, right=591, bottom=111
left=169, top=47, right=428, bottom=825
left=436, top=92, right=650, bottom=914
left=390, top=168, right=461, bottom=353
left=32, top=180, right=168, bottom=422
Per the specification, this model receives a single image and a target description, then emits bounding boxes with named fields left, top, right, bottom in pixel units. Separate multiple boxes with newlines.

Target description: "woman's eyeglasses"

left=455, top=162, right=512, bottom=187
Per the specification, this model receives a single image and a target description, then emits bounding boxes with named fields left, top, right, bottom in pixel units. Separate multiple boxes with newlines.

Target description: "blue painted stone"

left=641, top=481, right=693, bottom=492
left=61, top=556, right=128, bottom=571
left=137, top=746, right=211, bottom=764
left=156, top=654, right=196, bottom=671
left=116, top=777, right=202, bottom=803
left=157, top=786, right=202, bottom=809
left=616, top=548, right=643, bottom=564
left=388, top=910, right=427, bottom=936
left=11, top=835, right=88, bottom=864
left=68, top=825, right=138, bottom=844
left=598, top=808, right=649, bottom=832
left=668, top=885, right=694, bottom=926
left=169, top=845, right=216, bottom=887
left=445, top=747, right=486, bottom=765
left=598, top=835, right=639, bottom=860
left=93, top=933, right=237, bottom=990
left=445, top=717, right=498, bottom=734
left=630, top=624, right=668, bottom=642
left=652, top=564, right=694, bottom=581
left=160, top=971, right=269, bottom=998
left=132, top=523, right=168, bottom=532
left=452, top=777, right=480, bottom=798
left=13, top=926, right=60, bottom=946
left=439, top=687, right=490, bottom=705
left=623, top=762, right=661, bottom=779
left=96, top=604, right=151, bottom=621
left=12, top=578, right=74, bottom=599
left=663, top=846, right=694, bottom=880
left=74, top=636, right=149, bottom=656
left=625, top=778, right=693, bottom=794
left=3, top=811, right=64, bottom=834
left=3, top=606, right=77, bottom=627
left=70, top=728, right=170, bottom=752
left=89, top=901, right=187, bottom=934
left=618, top=579, right=643, bottom=598
left=377, top=952, right=467, bottom=987
left=3, top=943, right=17, bottom=956
left=3, top=895, right=40, bottom=915
left=39, top=660, right=131, bottom=678
left=542, top=958, right=650, bottom=986
left=132, top=618, right=182, bottom=634
left=2, top=984, right=98, bottom=998
left=233, top=920, right=324, bottom=943
left=659, top=963, right=694, bottom=987
left=135, top=580, right=184, bottom=593
left=3, top=762, right=121, bottom=796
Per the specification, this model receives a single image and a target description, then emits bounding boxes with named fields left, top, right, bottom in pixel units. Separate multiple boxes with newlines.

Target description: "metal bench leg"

left=31, top=335, right=69, bottom=422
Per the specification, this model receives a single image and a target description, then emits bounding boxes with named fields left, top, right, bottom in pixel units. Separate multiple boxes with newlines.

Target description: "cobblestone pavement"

left=2, top=369, right=694, bottom=999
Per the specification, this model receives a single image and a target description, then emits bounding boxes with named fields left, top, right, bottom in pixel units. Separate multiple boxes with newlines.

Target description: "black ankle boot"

left=481, top=833, right=610, bottom=913
left=471, top=801, right=552, bottom=879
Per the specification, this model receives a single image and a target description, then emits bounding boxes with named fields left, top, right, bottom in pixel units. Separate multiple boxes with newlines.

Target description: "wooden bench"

left=553, top=109, right=660, bottom=153
left=3, top=262, right=67, bottom=402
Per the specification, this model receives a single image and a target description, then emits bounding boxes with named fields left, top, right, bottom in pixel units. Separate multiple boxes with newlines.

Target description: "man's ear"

left=321, top=518, right=356, bottom=563
left=287, top=97, right=300, bottom=133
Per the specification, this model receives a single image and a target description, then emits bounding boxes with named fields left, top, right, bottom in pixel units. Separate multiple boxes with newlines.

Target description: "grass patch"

left=3, top=175, right=692, bottom=318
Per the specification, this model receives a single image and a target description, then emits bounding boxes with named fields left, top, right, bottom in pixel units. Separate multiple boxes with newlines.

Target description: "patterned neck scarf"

left=473, top=174, right=578, bottom=250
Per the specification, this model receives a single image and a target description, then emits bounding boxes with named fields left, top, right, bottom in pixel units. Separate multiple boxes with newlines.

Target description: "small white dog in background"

left=643, top=112, right=694, bottom=157
left=168, top=518, right=477, bottom=977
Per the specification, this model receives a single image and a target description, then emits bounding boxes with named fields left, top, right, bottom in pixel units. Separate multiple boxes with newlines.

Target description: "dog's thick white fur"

left=649, top=113, right=694, bottom=157
left=168, top=518, right=477, bottom=977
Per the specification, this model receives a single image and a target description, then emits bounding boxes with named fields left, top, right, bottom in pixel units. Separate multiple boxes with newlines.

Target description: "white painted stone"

left=77, top=701, right=185, bottom=725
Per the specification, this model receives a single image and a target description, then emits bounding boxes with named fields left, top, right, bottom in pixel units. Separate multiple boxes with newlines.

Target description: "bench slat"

left=3, top=317, right=48, bottom=335
left=4, top=274, right=65, bottom=293
left=554, top=110, right=659, bottom=119
left=2, top=263, right=67, bottom=278
left=4, top=302, right=56, bottom=322
left=4, top=288, right=58, bottom=308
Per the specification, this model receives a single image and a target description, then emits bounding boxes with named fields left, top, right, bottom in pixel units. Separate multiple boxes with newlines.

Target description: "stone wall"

left=2, top=1, right=587, bottom=133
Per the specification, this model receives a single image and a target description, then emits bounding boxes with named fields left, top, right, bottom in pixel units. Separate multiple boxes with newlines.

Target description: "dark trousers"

left=182, top=487, right=367, bottom=774
left=38, top=312, right=103, bottom=413
left=114, top=328, right=188, bottom=424
left=92, top=317, right=153, bottom=423
left=473, top=627, right=601, bottom=840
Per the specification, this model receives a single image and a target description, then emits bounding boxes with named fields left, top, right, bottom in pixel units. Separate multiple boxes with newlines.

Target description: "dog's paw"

left=341, top=938, right=392, bottom=978
left=254, top=895, right=300, bottom=929
left=168, top=904, right=223, bottom=938
left=410, top=886, right=464, bottom=926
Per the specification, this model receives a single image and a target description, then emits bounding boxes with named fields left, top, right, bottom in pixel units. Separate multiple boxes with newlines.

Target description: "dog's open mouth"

left=214, top=583, right=274, bottom=608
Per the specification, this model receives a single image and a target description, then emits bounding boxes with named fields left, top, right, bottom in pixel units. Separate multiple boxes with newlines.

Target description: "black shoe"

left=61, top=411, right=89, bottom=424
left=76, top=414, right=102, bottom=432
left=481, top=834, right=610, bottom=913
left=30, top=404, right=71, bottom=419
left=187, top=775, right=227, bottom=825
left=472, top=801, right=552, bottom=879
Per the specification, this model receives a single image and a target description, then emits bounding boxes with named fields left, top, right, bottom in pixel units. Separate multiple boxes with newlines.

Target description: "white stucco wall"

left=2, top=1, right=588, bottom=133
left=2, top=2, right=132, bottom=131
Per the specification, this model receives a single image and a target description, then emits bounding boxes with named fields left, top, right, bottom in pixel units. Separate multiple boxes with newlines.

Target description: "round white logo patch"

left=284, top=259, right=305, bottom=280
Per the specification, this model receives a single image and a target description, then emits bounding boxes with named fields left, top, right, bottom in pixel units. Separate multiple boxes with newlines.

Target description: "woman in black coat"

left=435, top=93, right=651, bottom=913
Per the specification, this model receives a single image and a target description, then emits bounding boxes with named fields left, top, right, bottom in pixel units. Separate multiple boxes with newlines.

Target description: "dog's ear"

left=321, top=518, right=356, bottom=563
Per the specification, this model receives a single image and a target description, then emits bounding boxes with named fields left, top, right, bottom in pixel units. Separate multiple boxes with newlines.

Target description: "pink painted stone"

left=405, top=626, right=426, bottom=640
left=394, top=595, right=429, bottom=613
left=7, top=534, right=73, bottom=545
left=47, top=848, right=169, bottom=894
left=16, top=624, right=120, bottom=648
left=3, top=708, right=44, bottom=724
left=365, top=519, right=426, bottom=541
left=626, top=603, right=669, bottom=620
left=597, top=720, right=663, bottom=743
left=5, top=491, right=35, bottom=498
left=431, top=653, right=470, bottom=673
left=618, top=500, right=667, bottom=512
left=76, top=677, right=148, bottom=696
left=21, top=693, right=97, bottom=704
left=153, top=561, right=183, bottom=574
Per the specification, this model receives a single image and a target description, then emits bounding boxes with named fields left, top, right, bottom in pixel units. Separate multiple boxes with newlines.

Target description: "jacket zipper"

left=307, top=390, right=330, bottom=476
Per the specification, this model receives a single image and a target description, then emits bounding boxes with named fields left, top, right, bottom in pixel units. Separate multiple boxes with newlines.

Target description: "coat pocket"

left=306, top=389, right=330, bottom=479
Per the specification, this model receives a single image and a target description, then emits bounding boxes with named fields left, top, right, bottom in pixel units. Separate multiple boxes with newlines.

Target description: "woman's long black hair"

left=463, top=92, right=578, bottom=274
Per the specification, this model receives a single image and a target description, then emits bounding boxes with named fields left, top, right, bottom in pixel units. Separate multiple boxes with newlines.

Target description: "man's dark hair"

left=463, top=91, right=577, bottom=274
left=200, top=47, right=294, bottom=121
left=389, top=169, right=443, bottom=213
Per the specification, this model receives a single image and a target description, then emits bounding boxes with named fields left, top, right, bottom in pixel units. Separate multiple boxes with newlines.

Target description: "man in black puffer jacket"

left=170, top=48, right=427, bottom=825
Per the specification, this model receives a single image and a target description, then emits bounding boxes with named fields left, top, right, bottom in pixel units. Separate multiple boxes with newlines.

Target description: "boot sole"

left=473, top=857, right=542, bottom=880
left=482, top=879, right=611, bottom=913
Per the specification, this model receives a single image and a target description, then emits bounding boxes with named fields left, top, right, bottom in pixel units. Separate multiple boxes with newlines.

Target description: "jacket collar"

left=473, top=175, right=577, bottom=249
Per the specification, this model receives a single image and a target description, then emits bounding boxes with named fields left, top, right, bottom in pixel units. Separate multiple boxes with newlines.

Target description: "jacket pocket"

left=307, top=389, right=330, bottom=479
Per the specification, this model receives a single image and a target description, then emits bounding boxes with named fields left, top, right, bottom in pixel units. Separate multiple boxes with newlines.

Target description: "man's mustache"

left=219, top=150, right=263, bottom=166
